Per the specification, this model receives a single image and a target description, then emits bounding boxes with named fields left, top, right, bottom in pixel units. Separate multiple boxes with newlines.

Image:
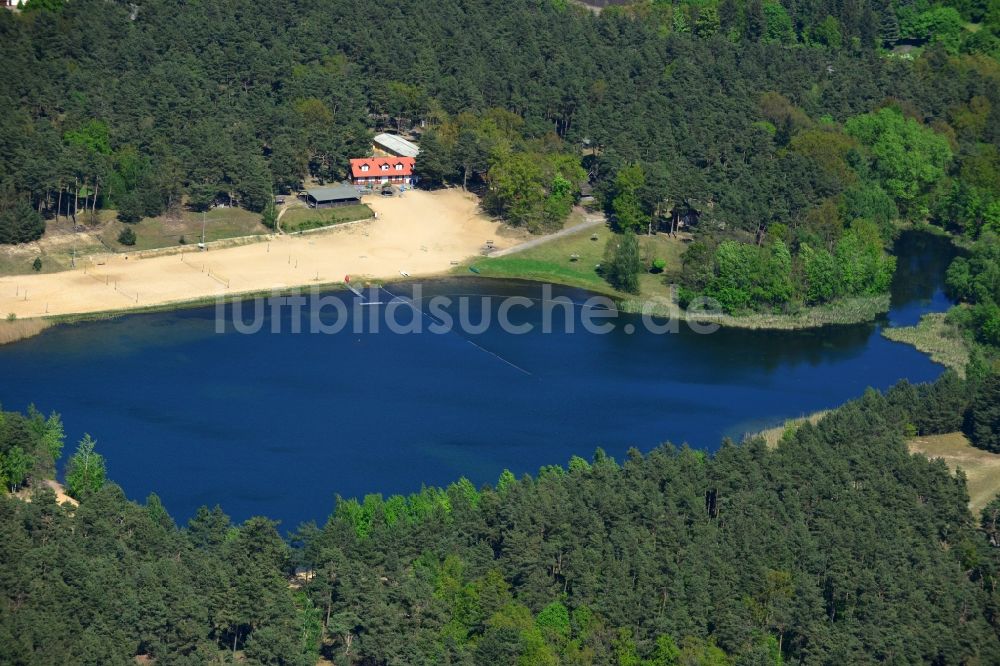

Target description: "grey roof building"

left=304, top=184, right=361, bottom=208
left=373, top=133, right=420, bottom=158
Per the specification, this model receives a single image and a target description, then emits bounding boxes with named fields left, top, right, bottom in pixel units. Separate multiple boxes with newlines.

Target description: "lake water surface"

left=0, top=232, right=957, bottom=528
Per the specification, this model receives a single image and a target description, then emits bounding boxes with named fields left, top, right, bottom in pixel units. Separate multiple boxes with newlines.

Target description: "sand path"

left=0, top=189, right=512, bottom=319
left=14, top=479, right=78, bottom=507
left=489, top=212, right=605, bottom=257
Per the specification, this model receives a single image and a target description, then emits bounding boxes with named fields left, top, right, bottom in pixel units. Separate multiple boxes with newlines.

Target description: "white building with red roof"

left=350, top=157, right=416, bottom=187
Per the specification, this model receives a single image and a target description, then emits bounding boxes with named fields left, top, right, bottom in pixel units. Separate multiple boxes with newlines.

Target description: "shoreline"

left=618, top=293, right=891, bottom=330
left=460, top=259, right=893, bottom=331
left=749, top=410, right=832, bottom=448
left=881, top=311, right=970, bottom=376
left=0, top=210, right=951, bottom=343
left=0, top=317, right=51, bottom=345
left=0, top=188, right=513, bottom=336
left=0, top=274, right=895, bottom=347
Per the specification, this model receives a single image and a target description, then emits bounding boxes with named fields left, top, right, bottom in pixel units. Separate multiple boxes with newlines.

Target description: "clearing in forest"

left=909, top=432, right=1000, bottom=515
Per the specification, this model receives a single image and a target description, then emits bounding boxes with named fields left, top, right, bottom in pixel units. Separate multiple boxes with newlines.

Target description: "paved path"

left=489, top=213, right=606, bottom=258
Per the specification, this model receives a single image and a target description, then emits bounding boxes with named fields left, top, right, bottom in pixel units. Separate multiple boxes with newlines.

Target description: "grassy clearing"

left=909, top=432, right=1000, bottom=515
left=637, top=233, right=687, bottom=293
left=280, top=204, right=373, bottom=233
left=743, top=421, right=1000, bottom=515
left=0, top=317, right=51, bottom=345
left=749, top=411, right=832, bottom=449
left=882, top=312, right=969, bottom=376
left=0, top=241, right=108, bottom=276
left=469, top=226, right=616, bottom=293
left=99, top=208, right=267, bottom=251
left=469, top=227, right=686, bottom=297
left=0, top=209, right=267, bottom=277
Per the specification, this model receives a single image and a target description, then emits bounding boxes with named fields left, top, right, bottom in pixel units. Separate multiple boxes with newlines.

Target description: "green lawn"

left=470, top=227, right=686, bottom=298
left=280, top=204, right=373, bottom=233
left=636, top=233, right=687, bottom=293
left=560, top=208, right=587, bottom=230
left=99, top=207, right=268, bottom=251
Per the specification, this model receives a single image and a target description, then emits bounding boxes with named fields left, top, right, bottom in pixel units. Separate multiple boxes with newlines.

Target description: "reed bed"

left=0, top=317, right=51, bottom=345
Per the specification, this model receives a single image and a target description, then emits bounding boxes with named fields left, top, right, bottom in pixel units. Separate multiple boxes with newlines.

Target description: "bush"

left=650, top=257, right=666, bottom=273
left=32, top=257, right=42, bottom=272
left=117, top=226, right=136, bottom=246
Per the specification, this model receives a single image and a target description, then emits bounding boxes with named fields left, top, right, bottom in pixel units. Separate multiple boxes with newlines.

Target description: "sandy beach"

left=0, top=189, right=515, bottom=320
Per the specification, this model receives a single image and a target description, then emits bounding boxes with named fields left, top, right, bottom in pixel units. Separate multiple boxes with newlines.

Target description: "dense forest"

left=1, top=373, right=999, bottom=665
left=2, top=0, right=1000, bottom=315
left=3, top=2, right=1000, bottom=664
left=946, top=231, right=1000, bottom=353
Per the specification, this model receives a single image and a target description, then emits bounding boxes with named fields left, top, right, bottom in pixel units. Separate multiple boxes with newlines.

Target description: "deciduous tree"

left=65, top=434, right=106, bottom=499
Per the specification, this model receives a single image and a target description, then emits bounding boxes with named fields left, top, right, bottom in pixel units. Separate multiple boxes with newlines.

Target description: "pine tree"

left=879, top=1, right=901, bottom=46
left=117, top=226, right=136, bottom=246
left=746, top=0, right=766, bottom=42
left=0, top=198, right=45, bottom=245
left=719, top=0, right=740, bottom=35
left=966, top=374, right=1000, bottom=452
left=413, top=130, right=456, bottom=187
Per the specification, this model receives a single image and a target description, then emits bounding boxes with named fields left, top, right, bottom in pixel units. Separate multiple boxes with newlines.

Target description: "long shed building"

left=373, top=133, right=420, bottom=158
left=304, top=185, right=361, bottom=208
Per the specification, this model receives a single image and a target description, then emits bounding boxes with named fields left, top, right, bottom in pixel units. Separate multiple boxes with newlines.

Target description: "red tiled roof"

left=350, top=157, right=415, bottom=178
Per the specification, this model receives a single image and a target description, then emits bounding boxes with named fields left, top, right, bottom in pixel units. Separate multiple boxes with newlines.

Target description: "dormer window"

left=361, top=164, right=369, bottom=172
left=381, top=164, right=389, bottom=171
left=395, top=163, right=403, bottom=170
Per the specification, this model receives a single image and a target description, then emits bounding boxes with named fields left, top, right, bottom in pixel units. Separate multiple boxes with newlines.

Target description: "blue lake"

left=0, top=232, right=957, bottom=529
